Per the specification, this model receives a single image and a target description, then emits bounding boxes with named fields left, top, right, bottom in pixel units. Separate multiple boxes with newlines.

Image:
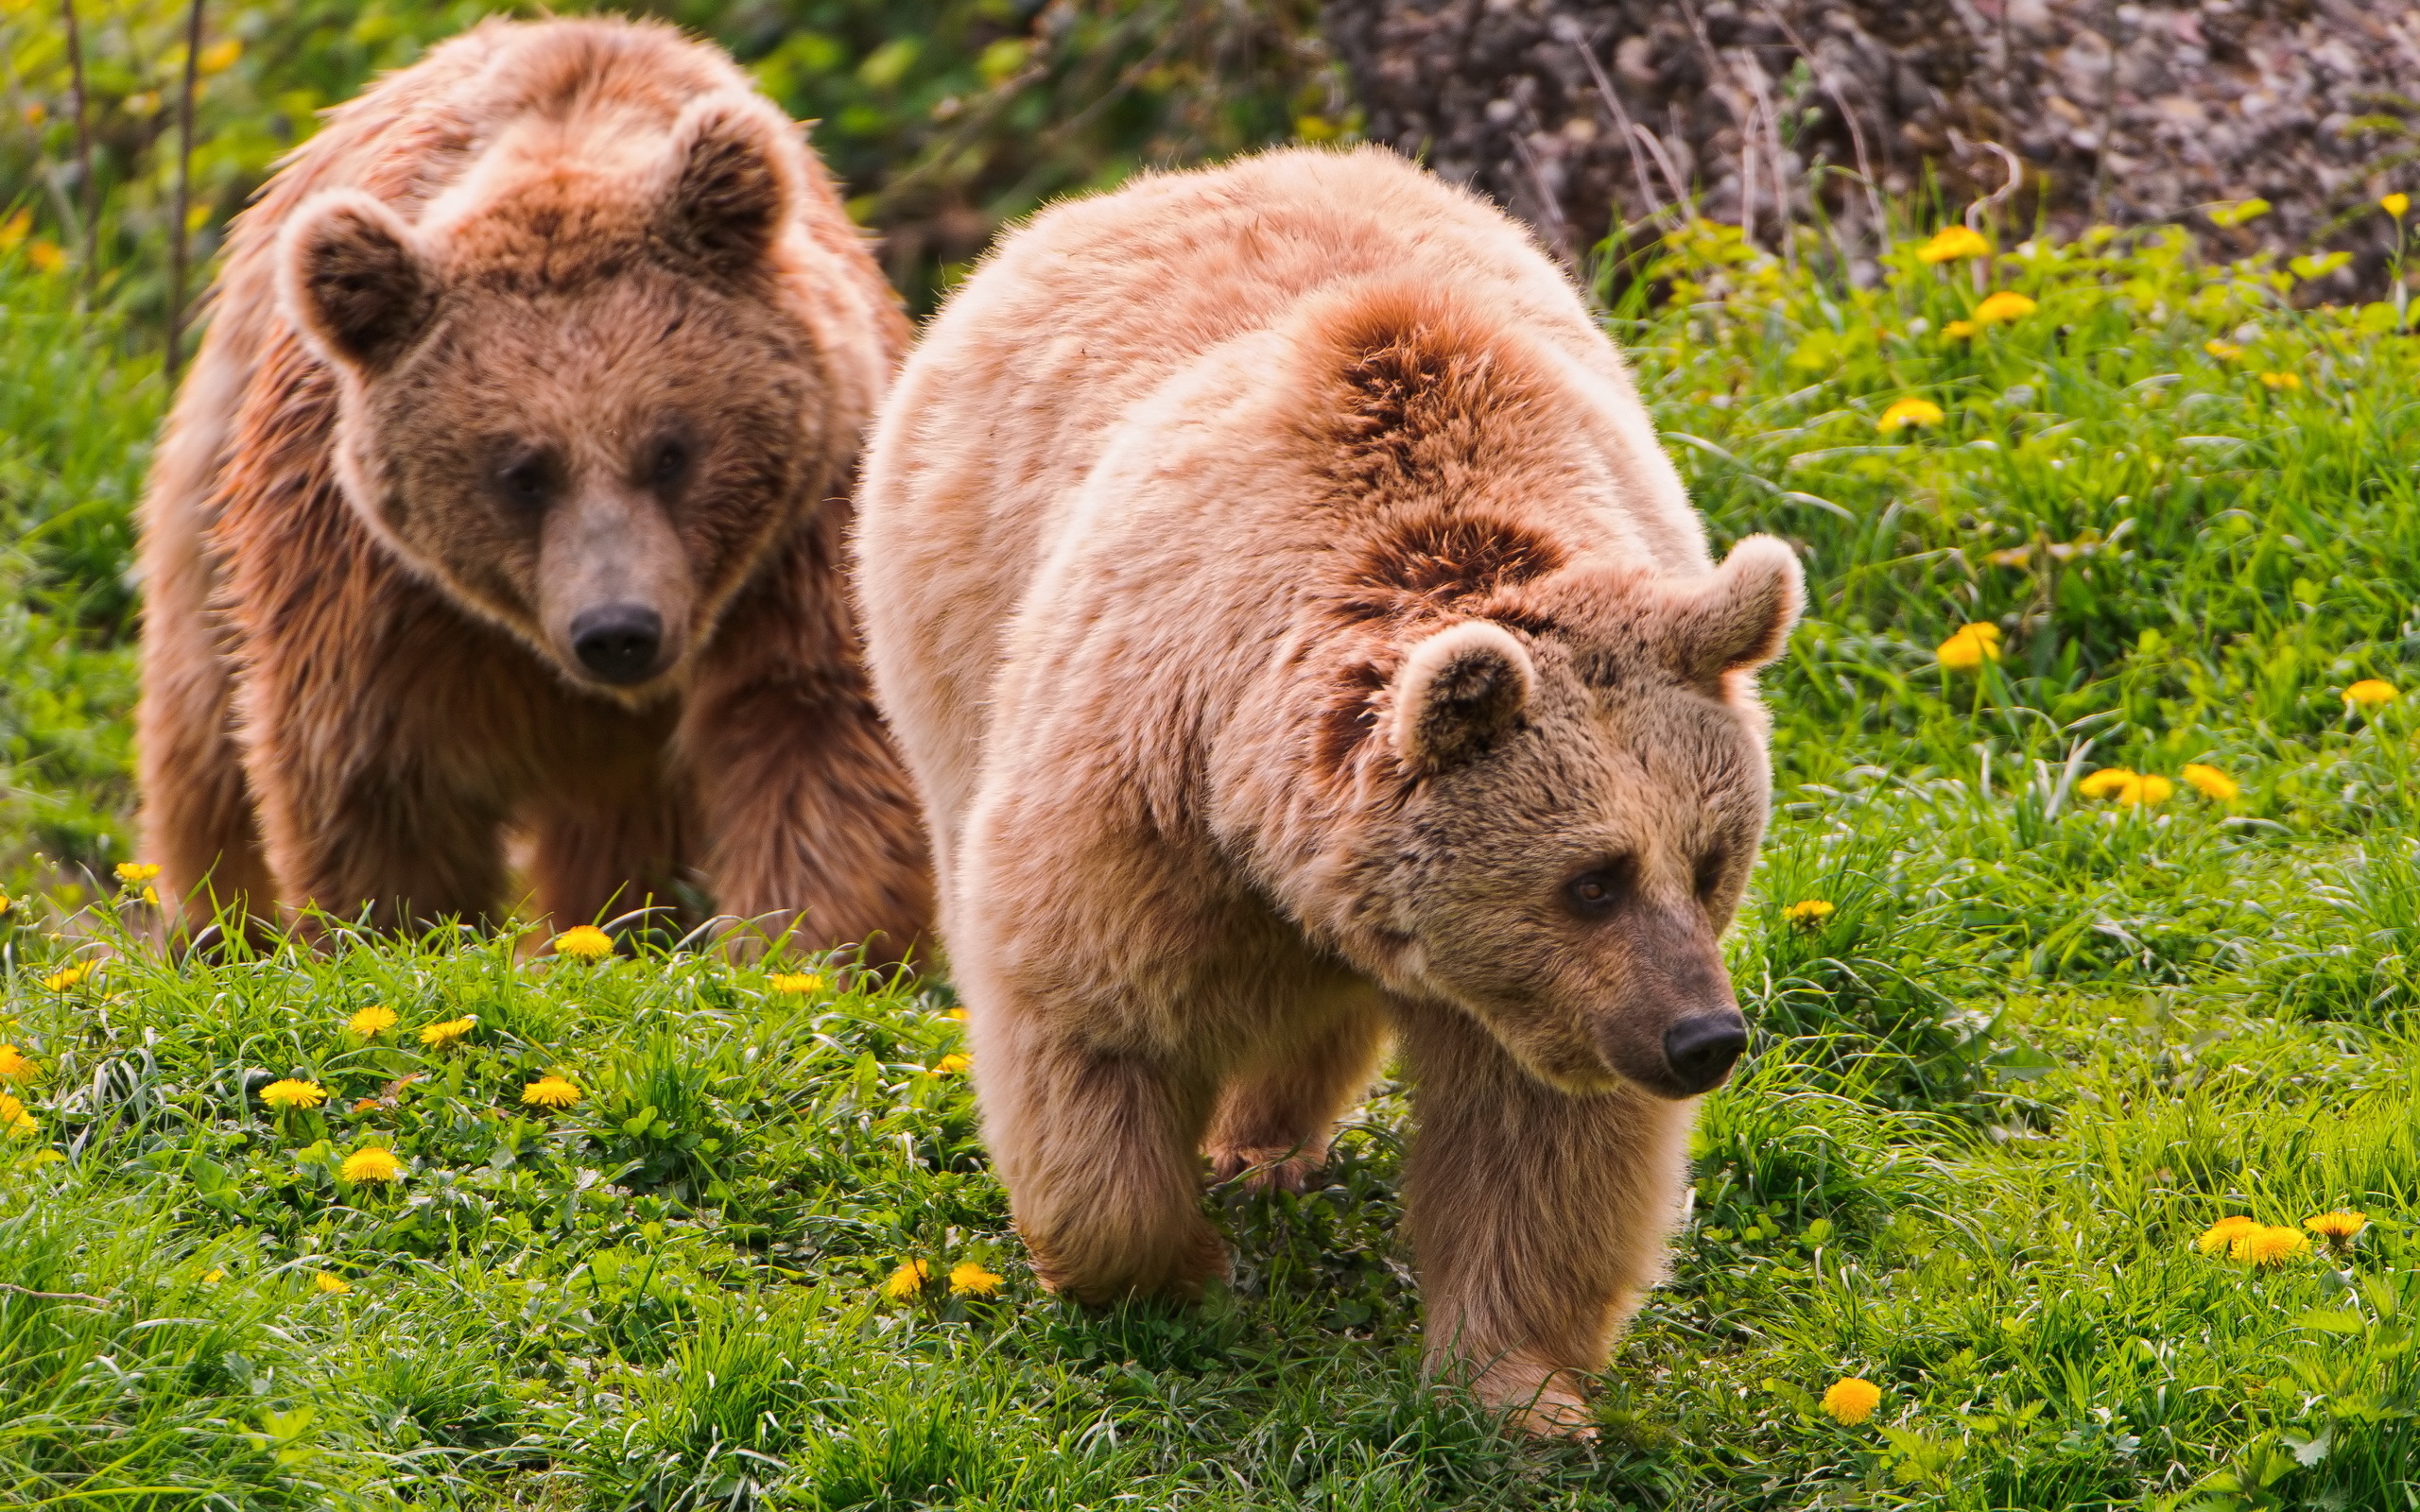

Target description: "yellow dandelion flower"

left=2077, top=768, right=2138, bottom=800
left=2346, top=679, right=2399, bottom=708
left=1783, top=899, right=1836, bottom=928
left=42, top=962, right=93, bottom=992
left=142, top=886, right=159, bottom=907
left=948, top=1261, right=1005, bottom=1297
left=522, top=1075, right=582, bottom=1109
left=418, top=1015, right=477, bottom=1049
left=347, top=1005, right=398, bottom=1037
left=0, top=1045, right=33, bottom=1081
left=2204, top=340, right=2244, bottom=362
left=0, top=894, right=12, bottom=918
left=0, top=1093, right=35, bottom=1137
left=2385, top=193, right=2410, bottom=219
left=944, top=1007, right=968, bottom=1022
left=769, top=971, right=824, bottom=995
left=1973, top=291, right=2038, bottom=325
left=114, top=862, right=162, bottom=885
left=201, top=1267, right=224, bottom=1283
left=552, top=925, right=614, bottom=962
left=339, top=1146, right=402, bottom=1184
left=2257, top=370, right=2303, bottom=391
left=1936, top=622, right=2002, bottom=671
left=933, top=1052, right=973, bottom=1075
left=1916, top=226, right=1992, bottom=263
left=2232, top=1225, right=2310, bottom=1266
left=2128, top=774, right=2175, bottom=806
left=2197, top=1215, right=2260, bottom=1255
left=259, top=1078, right=326, bottom=1111
left=1942, top=318, right=1980, bottom=342
left=2304, top=1210, right=2368, bottom=1240
left=1877, top=397, right=1945, bottom=434
left=1821, top=1376, right=1882, bottom=1424
left=314, top=1272, right=352, bottom=1295
left=2180, top=764, right=2239, bottom=801
left=882, top=1259, right=931, bottom=1300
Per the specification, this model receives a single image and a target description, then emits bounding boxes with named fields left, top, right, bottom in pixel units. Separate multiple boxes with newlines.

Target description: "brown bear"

left=135, top=17, right=930, bottom=954
left=854, top=146, right=1802, bottom=1431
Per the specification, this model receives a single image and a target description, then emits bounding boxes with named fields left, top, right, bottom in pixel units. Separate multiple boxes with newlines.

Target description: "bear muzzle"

left=1660, top=1010, right=1748, bottom=1096
left=1584, top=907, right=1751, bottom=1098
left=569, top=602, right=667, bottom=685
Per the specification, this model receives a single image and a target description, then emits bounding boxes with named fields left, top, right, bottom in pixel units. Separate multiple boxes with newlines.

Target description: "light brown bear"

left=855, top=146, right=1802, bottom=1430
left=135, top=17, right=930, bottom=953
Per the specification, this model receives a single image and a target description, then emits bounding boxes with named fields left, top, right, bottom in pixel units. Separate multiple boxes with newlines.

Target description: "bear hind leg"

left=1206, top=997, right=1387, bottom=1194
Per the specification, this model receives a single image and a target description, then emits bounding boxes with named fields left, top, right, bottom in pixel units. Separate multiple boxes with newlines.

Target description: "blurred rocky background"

left=10, top=0, right=2419, bottom=325
left=1323, top=0, right=2420, bottom=287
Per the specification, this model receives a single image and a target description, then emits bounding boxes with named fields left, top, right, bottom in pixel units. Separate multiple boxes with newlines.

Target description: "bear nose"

left=569, top=604, right=665, bottom=685
left=1662, top=1012, right=1748, bottom=1096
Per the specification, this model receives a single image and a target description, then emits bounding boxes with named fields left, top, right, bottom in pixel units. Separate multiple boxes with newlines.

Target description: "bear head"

left=276, top=91, right=843, bottom=697
left=1340, top=535, right=1803, bottom=1101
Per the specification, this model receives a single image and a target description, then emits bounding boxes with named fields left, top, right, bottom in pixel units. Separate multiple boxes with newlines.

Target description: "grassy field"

left=6, top=206, right=2420, bottom=1509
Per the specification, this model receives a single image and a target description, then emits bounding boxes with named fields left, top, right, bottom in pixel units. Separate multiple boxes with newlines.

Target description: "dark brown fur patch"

left=1315, top=657, right=1392, bottom=771
left=1309, top=286, right=1545, bottom=497
left=1365, top=514, right=1564, bottom=602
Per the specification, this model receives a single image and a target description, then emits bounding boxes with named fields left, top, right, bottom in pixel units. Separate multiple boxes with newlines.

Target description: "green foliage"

left=2, top=0, right=1336, bottom=316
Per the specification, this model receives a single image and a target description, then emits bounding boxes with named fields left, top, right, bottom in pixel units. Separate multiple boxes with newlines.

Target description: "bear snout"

left=1660, top=1010, right=1748, bottom=1097
left=569, top=602, right=666, bottom=685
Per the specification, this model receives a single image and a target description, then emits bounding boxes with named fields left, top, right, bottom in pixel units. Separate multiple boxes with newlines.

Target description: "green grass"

left=8, top=214, right=2420, bottom=1508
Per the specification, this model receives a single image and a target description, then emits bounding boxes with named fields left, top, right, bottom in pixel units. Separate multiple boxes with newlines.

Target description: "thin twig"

left=1551, top=16, right=1678, bottom=234
left=1676, top=0, right=1757, bottom=250
left=60, top=0, right=96, bottom=296
left=166, top=0, right=204, bottom=382
left=1508, top=125, right=1571, bottom=265
left=2090, top=0, right=2120, bottom=224
left=1631, top=122, right=1693, bottom=213
left=1741, top=59, right=1793, bottom=272
left=0, top=1280, right=111, bottom=1304
left=1754, top=0, right=1886, bottom=249
left=1956, top=133, right=2024, bottom=292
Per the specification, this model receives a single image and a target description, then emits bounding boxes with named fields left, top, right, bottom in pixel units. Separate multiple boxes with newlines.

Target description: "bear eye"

left=495, top=451, right=559, bottom=512
left=648, top=438, right=690, bottom=489
left=1694, top=849, right=1730, bottom=902
left=1564, top=856, right=1634, bottom=919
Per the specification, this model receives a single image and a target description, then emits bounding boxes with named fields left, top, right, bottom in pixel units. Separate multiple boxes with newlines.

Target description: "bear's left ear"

left=1659, top=535, right=1805, bottom=685
left=279, top=190, right=439, bottom=374
left=1392, top=620, right=1536, bottom=773
left=653, top=92, right=799, bottom=279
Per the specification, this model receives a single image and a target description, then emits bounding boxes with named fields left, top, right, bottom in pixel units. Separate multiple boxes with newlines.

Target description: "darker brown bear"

left=134, top=17, right=930, bottom=952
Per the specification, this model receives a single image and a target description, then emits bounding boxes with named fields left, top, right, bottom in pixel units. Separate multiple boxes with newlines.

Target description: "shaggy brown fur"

left=856, top=146, right=1802, bottom=1432
left=136, top=17, right=930, bottom=954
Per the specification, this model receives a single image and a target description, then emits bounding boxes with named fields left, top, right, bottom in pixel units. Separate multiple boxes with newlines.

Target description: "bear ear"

left=1660, top=535, right=1805, bottom=685
left=280, top=190, right=439, bottom=374
left=1392, top=620, right=1536, bottom=773
left=654, top=93, right=798, bottom=279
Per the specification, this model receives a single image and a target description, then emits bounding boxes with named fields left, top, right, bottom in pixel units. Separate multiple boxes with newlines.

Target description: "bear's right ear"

left=279, top=191, right=438, bottom=374
left=1392, top=621, right=1536, bottom=774
left=653, top=93, right=799, bottom=280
